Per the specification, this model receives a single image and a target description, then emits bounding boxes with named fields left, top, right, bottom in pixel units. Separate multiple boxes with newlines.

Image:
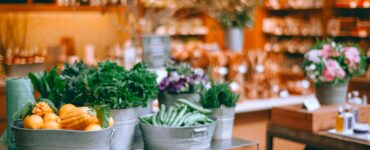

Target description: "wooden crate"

left=271, top=104, right=370, bottom=132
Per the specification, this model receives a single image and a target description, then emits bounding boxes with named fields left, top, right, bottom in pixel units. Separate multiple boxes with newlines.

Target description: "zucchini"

left=177, top=99, right=211, bottom=114
left=170, top=105, right=187, bottom=126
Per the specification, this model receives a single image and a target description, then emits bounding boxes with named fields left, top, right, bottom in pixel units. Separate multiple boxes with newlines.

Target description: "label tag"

left=304, top=98, right=321, bottom=111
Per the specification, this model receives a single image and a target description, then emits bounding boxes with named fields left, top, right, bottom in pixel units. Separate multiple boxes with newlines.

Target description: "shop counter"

left=267, top=124, right=370, bottom=150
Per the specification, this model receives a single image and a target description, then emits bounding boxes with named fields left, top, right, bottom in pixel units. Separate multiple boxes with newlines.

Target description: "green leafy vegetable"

left=200, top=81, right=240, bottom=108
left=94, top=105, right=111, bottom=128
left=13, top=102, right=34, bottom=120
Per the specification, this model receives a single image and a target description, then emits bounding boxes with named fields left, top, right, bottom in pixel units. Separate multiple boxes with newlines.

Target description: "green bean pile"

left=139, top=99, right=214, bottom=127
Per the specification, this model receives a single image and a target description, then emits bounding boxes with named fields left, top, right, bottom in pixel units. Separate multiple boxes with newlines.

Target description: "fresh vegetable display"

left=16, top=102, right=113, bottom=131
left=16, top=60, right=156, bottom=130
left=200, top=81, right=240, bottom=108
left=139, top=99, right=214, bottom=127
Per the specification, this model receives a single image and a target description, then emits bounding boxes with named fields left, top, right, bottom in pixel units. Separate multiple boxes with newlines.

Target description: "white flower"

left=306, top=50, right=321, bottom=63
left=169, top=72, right=180, bottom=81
left=194, top=69, right=204, bottom=76
left=308, top=64, right=316, bottom=70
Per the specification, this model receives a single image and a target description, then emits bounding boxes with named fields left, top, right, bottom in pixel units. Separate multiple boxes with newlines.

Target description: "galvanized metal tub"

left=134, top=101, right=154, bottom=144
left=111, top=108, right=139, bottom=150
left=315, top=81, right=348, bottom=105
left=209, top=107, right=235, bottom=140
left=139, top=121, right=215, bottom=150
left=11, top=120, right=114, bottom=150
left=158, top=92, right=200, bottom=108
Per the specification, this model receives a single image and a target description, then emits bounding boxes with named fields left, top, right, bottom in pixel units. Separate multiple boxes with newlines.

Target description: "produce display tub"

left=209, top=107, right=235, bottom=140
left=11, top=120, right=114, bottom=150
left=111, top=108, right=139, bottom=150
left=139, top=122, right=216, bottom=150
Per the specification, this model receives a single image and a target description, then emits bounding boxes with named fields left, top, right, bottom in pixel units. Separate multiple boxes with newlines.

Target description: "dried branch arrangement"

left=194, top=0, right=260, bottom=28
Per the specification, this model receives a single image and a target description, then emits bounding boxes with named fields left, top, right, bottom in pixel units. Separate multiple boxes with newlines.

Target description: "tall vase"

left=225, top=27, right=244, bottom=52
left=315, top=81, right=349, bottom=105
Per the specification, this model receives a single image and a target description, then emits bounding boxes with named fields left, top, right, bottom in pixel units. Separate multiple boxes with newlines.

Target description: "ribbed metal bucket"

left=111, top=108, right=139, bottom=150
left=209, top=107, right=235, bottom=140
left=139, top=121, right=215, bottom=150
left=315, top=81, right=348, bottom=105
left=11, top=120, right=114, bottom=150
left=158, top=92, right=199, bottom=108
left=134, top=101, right=154, bottom=144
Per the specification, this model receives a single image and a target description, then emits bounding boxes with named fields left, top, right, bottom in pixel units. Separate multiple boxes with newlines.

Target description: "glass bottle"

left=335, top=106, right=344, bottom=132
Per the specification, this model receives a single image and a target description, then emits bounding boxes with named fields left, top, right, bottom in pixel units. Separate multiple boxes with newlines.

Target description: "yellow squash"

left=60, top=106, right=96, bottom=130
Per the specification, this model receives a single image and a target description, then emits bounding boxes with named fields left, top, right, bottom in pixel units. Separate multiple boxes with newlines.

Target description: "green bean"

left=177, top=99, right=211, bottom=114
left=175, top=112, right=193, bottom=126
left=139, top=117, right=150, bottom=124
left=168, top=110, right=178, bottom=125
left=170, top=105, right=187, bottom=126
left=159, top=104, right=166, bottom=122
left=164, top=106, right=174, bottom=124
left=152, top=113, right=158, bottom=126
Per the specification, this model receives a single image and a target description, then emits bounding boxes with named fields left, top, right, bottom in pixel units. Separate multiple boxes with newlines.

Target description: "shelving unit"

left=0, top=1, right=125, bottom=12
left=0, top=4, right=122, bottom=12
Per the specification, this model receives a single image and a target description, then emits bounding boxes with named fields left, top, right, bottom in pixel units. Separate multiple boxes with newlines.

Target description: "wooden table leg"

left=266, top=133, right=274, bottom=150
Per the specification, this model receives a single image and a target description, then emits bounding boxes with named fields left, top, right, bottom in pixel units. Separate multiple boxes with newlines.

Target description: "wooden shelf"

left=351, top=77, right=370, bottom=84
left=330, top=35, right=370, bottom=39
left=266, top=7, right=323, bottom=11
left=0, top=4, right=125, bottom=12
left=264, top=33, right=322, bottom=38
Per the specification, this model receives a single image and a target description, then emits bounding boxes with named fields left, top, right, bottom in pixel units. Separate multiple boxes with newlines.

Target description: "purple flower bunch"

left=159, top=69, right=209, bottom=94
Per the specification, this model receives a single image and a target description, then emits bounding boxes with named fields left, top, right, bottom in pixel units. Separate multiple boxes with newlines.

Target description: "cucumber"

left=177, top=99, right=211, bottom=114
left=170, top=105, right=187, bottom=126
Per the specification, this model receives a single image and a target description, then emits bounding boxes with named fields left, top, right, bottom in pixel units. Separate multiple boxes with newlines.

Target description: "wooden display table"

left=267, top=124, right=370, bottom=150
left=267, top=104, right=370, bottom=150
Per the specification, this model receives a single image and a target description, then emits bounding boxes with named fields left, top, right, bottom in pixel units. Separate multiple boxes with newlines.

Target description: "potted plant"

left=197, top=0, right=259, bottom=52
left=199, top=81, right=240, bottom=140
left=303, top=40, right=367, bottom=105
left=34, top=61, right=158, bottom=150
left=79, top=61, right=158, bottom=150
left=158, top=61, right=209, bottom=107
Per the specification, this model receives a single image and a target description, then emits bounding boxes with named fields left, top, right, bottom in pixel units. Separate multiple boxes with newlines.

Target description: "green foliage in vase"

left=200, top=81, right=240, bottom=108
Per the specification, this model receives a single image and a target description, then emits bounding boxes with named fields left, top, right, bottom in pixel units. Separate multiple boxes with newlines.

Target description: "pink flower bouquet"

left=303, top=40, right=367, bottom=86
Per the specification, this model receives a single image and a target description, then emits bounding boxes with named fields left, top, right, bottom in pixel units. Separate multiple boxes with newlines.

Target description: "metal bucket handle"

left=109, top=128, right=116, bottom=147
left=192, top=127, right=208, bottom=141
